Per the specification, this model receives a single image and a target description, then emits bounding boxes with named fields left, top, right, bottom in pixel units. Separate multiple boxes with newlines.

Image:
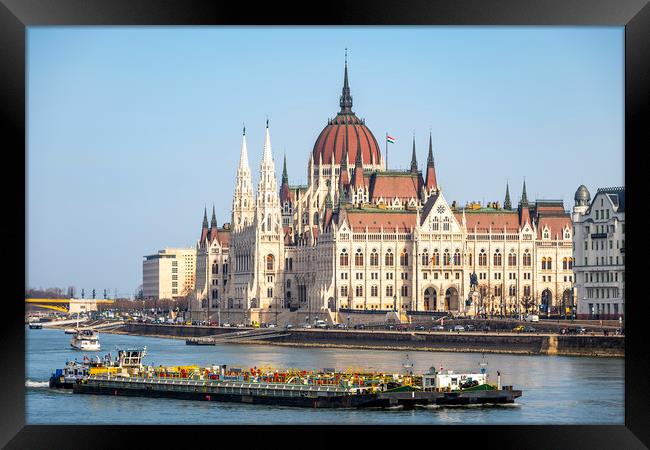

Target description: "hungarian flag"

left=386, top=135, right=395, bottom=144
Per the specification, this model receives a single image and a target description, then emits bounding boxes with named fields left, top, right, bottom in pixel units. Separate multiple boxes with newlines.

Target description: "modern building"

left=143, top=248, right=197, bottom=300
left=572, top=185, right=625, bottom=320
left=192, top=58, right=574, bottom=325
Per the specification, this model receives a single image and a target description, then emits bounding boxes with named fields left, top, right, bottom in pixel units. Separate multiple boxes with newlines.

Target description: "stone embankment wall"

left=117, top=323, right=623, bottom=357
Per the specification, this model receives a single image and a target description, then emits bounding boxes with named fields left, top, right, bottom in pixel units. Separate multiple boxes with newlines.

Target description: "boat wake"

left=25, top=379, right=49, bottom=388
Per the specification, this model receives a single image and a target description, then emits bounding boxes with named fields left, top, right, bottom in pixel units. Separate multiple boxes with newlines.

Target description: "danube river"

left=26, top=327, right=623, bottom=425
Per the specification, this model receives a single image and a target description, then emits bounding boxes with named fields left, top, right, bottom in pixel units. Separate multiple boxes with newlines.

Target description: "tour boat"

left=70, top=329, right=101, bottom=351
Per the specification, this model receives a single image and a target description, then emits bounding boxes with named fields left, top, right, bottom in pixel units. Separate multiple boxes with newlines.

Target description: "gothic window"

left=468, top=253, right=472, bottom=266
left=370, top=250, right=379, bottom=266
left=562, top=257, right=568, bottom=270
left=541, top=257, right=547, bottom=270
left=509, top=285, right=516, bottom=296
left=443, top=216, right=450, bottom=231
left=523, top=286, right=531, bottom=296
left=569, top=258, right=574, bottom=269
left=313, top=212, right=319, bottom=224
left=547, top=257, right=552, bottom=270
left=341, top=286, right=348, bottom=297
left=266, top=254, right=274, bottom=271
left=355, top=249, right=364, bottom=266
left=543, top=228, right=549, bottom=239
left=443, top=249, right=450, bottom=266
left=340, top=249, right=349, bottom=266
left=453, top=250, right=461, bottom=266
left=401, top=285, right=409, bottom=296
left=400, top=249, right=409, bottom=266
left=385, top=249, right=394, bottom=266
left=386, top=285, right=394, bottom=297
left=508, top=252, right=516, bottom=266
left=494, top=286, right=502, bottom=296
left=286, top=279, right=291, bottom=288
left=355, top=285, right=363, bottom=297
left=371, top=286, right=378, bottom=297
left=267, top=288, right=273, bottom=298
left=212, top=290, right=218, bottom=300
left=432, top=217, right=439, bottom=231
left=212, top=263, right=218, bottom=274
left=523, top=250, right=531, bottom=266
left=432, top=249, right=440, bottom=266
left=493, top=249, right=502, bottom=266
left=422, top=250, right=429, bottom=266
left=478, top=249, right=487, bottom=266
left=267, top=215, right=271, bottom=231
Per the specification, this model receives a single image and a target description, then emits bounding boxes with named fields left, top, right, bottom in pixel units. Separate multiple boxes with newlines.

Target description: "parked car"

left=236, top=323, right=246, bottom=328
left=267, top=323, right=277, bottom=328
left=524, top=314, right=540, bottom=323
left=480, top=325, right=491, bottom=332
left=303, top=324, right=312, bottom=329
left=314, top=320, right=328, bottom=329
left=453, top=325, right=465, bottom=332
left=221, top=323, right=231, bottom=327
left=523, top=326, right=537, bottom=333
left=432, top=325, right=445, bottom=331
left=414, top=325, right=425, bottom=331
left=465, top=324, right=475, bottom=331
left=335, top=323, right=347, bottom=329
left=285, top=324, right=293, bottom=329
left=512, top=325, right=525, bottom=332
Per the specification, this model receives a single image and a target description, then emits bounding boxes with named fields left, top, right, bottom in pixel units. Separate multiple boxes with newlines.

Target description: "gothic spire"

left=282, top=153, right=288, bottom=184
left=202, top=206, right=208, bottom=229
left=425, top=130, right=438, bottom=192
left=410, top=134, right=418, bottom=174
left=262, top=118, right=273, bottom=164
left=211, top=205, right=217, bottom=228
left=339, top=48, right=353, bottom=114
left=504, top=182, right=512, bottom=209
left=521, top=178, right=529, bottom=206
left=427, top=131, right=434, bottom=167
left=238, top=125, right=250, bottom=171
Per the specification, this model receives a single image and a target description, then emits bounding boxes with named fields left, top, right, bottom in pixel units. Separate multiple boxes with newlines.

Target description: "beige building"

left=143, top=248, right=196, bottom=300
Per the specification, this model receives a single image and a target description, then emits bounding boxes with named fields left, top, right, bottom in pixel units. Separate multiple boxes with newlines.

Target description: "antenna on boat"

left=402, top=354, right=414, bottom=375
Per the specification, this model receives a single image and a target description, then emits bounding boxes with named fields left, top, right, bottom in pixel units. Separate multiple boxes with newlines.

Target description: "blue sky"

left=27, top=27, right=624, bottom=297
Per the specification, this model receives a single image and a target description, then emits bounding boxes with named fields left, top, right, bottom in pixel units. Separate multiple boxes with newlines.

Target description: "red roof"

left=280, top=181, right=292, bottom=204
left=312, top=114, right=381, bottom=166
left=343, top=211, right=417, bottom=232
left=454, top=211, right=521, bottom=233
left=370, top=173, right=421, bottom=203
left=537, top=216, right=571, bottom=239
left=217, top=230, right=230, bottom=247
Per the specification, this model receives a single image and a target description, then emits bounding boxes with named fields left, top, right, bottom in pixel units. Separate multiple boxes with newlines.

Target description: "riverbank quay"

left=112, top=323, right=623, bottom=357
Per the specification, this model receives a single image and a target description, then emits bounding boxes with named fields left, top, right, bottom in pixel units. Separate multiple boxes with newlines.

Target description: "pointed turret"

left=519, top=179, right=531, bottom=226
left=425, top=131, right=438, bottom=192
left=200, top=206, right=209, bottom=241
left=262, top=118, right=273, bottom=164
left=410, top=134, right=418, bottom=174
left=232, top=124, right=254, bottom=230
left=504, top=182, right=512, bottom=210
left=339, top=48, right=353, bottom=114
left=280, top=153, right=291, bottom=204
left=209, top=205, right=219, bottom=241
left=281, top=154, right=288, bottom=185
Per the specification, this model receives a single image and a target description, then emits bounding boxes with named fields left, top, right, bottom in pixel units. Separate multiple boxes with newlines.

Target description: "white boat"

left=70, top=329, right=101, bottom=351
left=64, top=328, right=78, bottom=334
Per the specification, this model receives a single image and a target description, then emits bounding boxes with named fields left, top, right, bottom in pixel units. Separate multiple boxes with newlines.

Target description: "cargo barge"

left=64, top=349, right=522, bottom=408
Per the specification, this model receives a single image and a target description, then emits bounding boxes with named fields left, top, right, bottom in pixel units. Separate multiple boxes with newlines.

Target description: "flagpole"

left=385, top=132, right=388, bottom=170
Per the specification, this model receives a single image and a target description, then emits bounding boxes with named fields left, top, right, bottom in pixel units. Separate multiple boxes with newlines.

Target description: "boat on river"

left=70, top=329, right=101, bottom=351
left=57, top=348, right=522, bottom=408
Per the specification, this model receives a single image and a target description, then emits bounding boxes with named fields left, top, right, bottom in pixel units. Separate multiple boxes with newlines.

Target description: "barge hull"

left=72, top=381, right=521, bottom=408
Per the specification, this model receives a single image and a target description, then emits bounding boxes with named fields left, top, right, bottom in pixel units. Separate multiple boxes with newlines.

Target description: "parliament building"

left=190, top=59, right=574, bottom=325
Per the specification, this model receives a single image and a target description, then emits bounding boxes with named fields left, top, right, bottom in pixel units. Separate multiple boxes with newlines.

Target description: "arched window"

left=212, top=263, right=219, bottom=274
left=385, top=249, right=394, bottom=266
left=493, top=249, right=502, bottom=266
left=340, top=249, right=349, bottom=266
left=422, top=250, right=429, bottom=265
left=494, top=285, right=502, bottom=296
left=443, top=216, right=450, bottom=231
left=355, top=285, right=363, bottom=297
left=453, top=250, right=461, bottom=266
left=266, top=254, right=274, bottom=271
left=400, top=249, right=409, bottom=266
left=523, top=250, right=531, bottom=266
left=371, top=286, right=378, bottom=297
left=386, top=285, right=394, bottom=297
left=433, top=249, right=440, bottom=266
left=313, top=211, right=319, bottom=224
left=568, top=258, right=574, bottom=269
left=267, top=215, right=271, bottom=231
left=401, top=285, right=409, bottom=296
left=541, top=257, right=547, bottom=270
left=370, top=250, right=379, bottom=266
left=508, top=252, right=516, bottom=266
left=355, top=249, right=364, bottom=266
left=286, top=279, right=291, bottom=288
left=562, top=257, right=568, bottom=270
left=432, top=217, right=439, bottom=231
left=478, top=249, right=487, bottom=266
left=443, top=249, right=450, bottom=266
left=509, top=285, right=516, bottom=296
left=468, top=253, right=472, bottom=266
left=523, top=286, right=531, bottom=297
left=547, top=257, right=552, bottom=270
left=340, top=286, right=348, bottom=296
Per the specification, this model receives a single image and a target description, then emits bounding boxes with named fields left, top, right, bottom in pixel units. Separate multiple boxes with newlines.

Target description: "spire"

left=521, top=178, right=529, bottom=206
left=202, top=206, right=208, bottom=229
left=504, top=182, right=512, bottom=209
left=238, top=125, right=250, bottom=171
left=262, top=119, right=272, bottom=163
left=211, top=205, right=217, bottom=228
left=282, top=153, right=288, bottom=184
left=410, top=134, right=418, bottom=174
left=425, top=131, right=438, bottom=192
left=209, top=205, right=219, bottom=241
left=339, top=48, right=353, bottom=114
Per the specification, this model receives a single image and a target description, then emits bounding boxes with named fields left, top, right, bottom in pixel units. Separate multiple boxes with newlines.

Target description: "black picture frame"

left=2, top=0, right=647, bottom=448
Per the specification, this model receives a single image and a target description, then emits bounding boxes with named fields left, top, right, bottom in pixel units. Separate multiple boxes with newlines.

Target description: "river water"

left=25, top=327, right=624, bottom=425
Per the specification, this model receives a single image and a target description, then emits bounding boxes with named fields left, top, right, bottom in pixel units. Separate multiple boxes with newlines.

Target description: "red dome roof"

left=312, top=113, right=381, bottom=166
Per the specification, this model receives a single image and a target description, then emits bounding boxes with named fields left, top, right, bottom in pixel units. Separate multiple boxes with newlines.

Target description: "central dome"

left=311, top=59, right=382, bottom=167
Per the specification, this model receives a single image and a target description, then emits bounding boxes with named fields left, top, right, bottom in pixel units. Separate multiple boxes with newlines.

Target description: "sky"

left=27, top=26, right=624, bottom=297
